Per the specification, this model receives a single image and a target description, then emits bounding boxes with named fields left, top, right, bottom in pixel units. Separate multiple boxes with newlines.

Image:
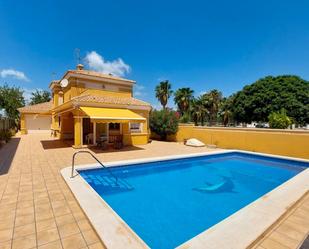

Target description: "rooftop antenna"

left=74, top=48, right=81, bottom=65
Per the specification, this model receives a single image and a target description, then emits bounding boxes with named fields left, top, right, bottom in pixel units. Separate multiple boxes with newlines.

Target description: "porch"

left=54, top=107, right=148, bottom=149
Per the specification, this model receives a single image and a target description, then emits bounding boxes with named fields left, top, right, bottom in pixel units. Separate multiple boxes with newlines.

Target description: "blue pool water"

left=79, top=152, right=307, bottom=249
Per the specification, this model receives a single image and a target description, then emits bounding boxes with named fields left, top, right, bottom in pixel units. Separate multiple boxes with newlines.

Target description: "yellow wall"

left=166, top=125, right=309, bottom=159
left=73, top=117, right=82, bottom=148
left=20, top=114, right=27, bottom=134
left=123, top=133, right=148, bottom=146
left=60, top=78, right=132, bottom=104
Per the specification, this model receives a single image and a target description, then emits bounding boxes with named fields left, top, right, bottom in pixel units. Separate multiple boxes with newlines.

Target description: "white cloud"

left=84, top=51, right=130, bottom=77
left=0, top=69, right=30, bottom=81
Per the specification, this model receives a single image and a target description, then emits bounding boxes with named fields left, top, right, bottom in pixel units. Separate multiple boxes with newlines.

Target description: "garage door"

left=25, top=115, right=51, bottom=133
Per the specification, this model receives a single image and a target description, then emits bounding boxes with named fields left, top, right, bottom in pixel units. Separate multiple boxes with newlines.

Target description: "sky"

left=1, top=0, right=309, bottom=107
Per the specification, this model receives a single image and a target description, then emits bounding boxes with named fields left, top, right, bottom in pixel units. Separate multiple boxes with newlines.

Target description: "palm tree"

left=191, top=97, right=208, bottom=126
left=203, top=89, right=222, bottom=126
left=174, top=88, right=194, bottom=115
left=155, top=80, right=173, bottom=109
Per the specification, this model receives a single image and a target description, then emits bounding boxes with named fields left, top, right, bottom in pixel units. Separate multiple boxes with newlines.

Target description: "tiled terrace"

left=0, top=134, right=217, bottom=249
left=0, top=134, right=308, bottom=249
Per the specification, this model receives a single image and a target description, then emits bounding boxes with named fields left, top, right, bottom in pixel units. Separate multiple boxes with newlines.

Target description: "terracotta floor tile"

left=13, top=223, right=36, bottom=238
left=35, top=210, right=54, bottom=222
left=82, top=229, right=99, bottom=245
left=267, top=230, right=300, bottom=249
left=0, top=240, right=12, bottom=249
left=17, top=200, right=34, bottom=209
left=12, top=234, right=36, bottom=249
left=77, top=219, right=92, bottom=232
left=58, top=222, right=80, bottom=238
left=16, top=206, right=34, bottom=216
left=0, top=228, right=13, bottom=243
left=36, top=218, right=57, bottom=233
left=37, top=228, right=60, bottom=246
left=55, top=214, right=75, bottom=227
left=275, top=220, right=307, bottom=242
left=0, top=216, right=15, bottom=230
left=88, top=242, right=106, bottom=249
left=61, top=233, right=86, bottom=249
left=15, top=214, right=35, bottom=227
left=38, top=240, right=62, bottom=249
left=261, top=238, right=290, bottom=249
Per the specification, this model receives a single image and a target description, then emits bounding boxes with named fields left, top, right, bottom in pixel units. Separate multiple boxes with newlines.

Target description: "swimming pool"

left=78, top=152, right=308, bottom=249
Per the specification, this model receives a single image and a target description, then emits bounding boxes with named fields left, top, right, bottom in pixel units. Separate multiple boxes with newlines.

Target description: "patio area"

left=0, top=134, right=217, bottom=249
left=0, top=134, right=308, bottom=249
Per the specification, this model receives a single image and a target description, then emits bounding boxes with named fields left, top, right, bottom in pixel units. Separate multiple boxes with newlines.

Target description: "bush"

left=268, top=109, right=292, bottom=129
left=0, top=129, right=12, bottom=143
left=150, top=109, right=179, bottom=140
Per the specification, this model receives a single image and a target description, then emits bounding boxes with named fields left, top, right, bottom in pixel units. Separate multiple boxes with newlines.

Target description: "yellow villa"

left=18, top=64, right=151, bottom=148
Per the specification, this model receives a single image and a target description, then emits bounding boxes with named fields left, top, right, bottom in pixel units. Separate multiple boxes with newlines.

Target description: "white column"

left=80, top=117, right=83, bottom=146
left=93, top=121, right=96, bottom=145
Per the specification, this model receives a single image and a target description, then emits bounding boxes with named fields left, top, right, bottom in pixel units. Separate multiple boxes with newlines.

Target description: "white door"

left=25, top=115, right=51, bottom=133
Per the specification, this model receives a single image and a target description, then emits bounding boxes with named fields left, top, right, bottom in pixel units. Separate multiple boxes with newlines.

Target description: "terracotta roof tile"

left=18, top=101, right=52, bottom=113
left=67, top=70, right=135, bottom=83
left=72, top=94, right=151, bottom=107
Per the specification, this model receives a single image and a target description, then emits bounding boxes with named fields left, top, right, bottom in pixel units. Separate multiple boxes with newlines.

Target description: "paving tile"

left=82, top=229, right=100, bottom=245
left=13, top=223, right=36, bottom=238
left=267, top=230, right=300, bottom=249
left=61, top=233, right=87, bottom=249
left=77, top=219, right=92, bottom=232
left=12, top=234, right=36, bottom=249
left=0, top=240, right=12, bottom=249
left=55, top=213, right=75, bottom=226
left=88, top=242, right=106, bottom=249
left=38, top=240, right=63, bottom=249
left=17, top=200, right=34, bottom=209
left=37, top=228, right=60, bottom=246
left=275, top=219, right=308, bottom=242
left=58, top=222, right=80, bottom=238
left=0, top=228, right=13, bottom=243
left=261, top=238, right=290, bottom=249
left=35, top=210, right=54, bottom=221
left=0, top=216, right=15, bottom=229
left=15, top=214, right=35, bottom=227
left=36, top=218, right=57, bottom=232
left=16, top=206, right=34, bottom=216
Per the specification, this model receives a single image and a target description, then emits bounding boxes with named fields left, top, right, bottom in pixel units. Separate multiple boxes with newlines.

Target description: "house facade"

left=18, top=64, right=151, bottom=148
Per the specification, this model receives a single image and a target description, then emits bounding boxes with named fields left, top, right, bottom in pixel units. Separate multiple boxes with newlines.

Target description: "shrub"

left=0, top=129, right=12, bottom=143
left=150, top=109, right=179, bottom=140
left=268, top=109, right=292, bottom=129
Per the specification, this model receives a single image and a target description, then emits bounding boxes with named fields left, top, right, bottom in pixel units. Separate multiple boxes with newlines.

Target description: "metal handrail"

left=71, top=151, right=119, bottom=185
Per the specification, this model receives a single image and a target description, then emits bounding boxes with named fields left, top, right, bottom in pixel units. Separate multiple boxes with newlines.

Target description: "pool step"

left=86, top=175, right=133, bottom=192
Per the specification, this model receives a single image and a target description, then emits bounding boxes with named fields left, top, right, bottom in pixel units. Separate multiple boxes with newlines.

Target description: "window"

left=130, top=123, right=142, bottom=133
left=109, top=123, right=120, bottom=130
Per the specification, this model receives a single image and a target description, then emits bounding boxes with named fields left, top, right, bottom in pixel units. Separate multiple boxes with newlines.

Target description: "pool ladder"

left=71, top=151, right=119, bottom=185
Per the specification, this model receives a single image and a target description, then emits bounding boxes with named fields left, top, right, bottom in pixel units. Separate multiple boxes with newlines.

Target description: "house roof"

left=18, top=101, right=53, bottom=114
left=64, top=70, right=135, bottom=84
left=72, top=94, right=151, bottom=107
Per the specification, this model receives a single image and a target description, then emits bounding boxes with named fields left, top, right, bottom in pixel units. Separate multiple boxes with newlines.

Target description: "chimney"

left=76, top=64, right=84, bottom=70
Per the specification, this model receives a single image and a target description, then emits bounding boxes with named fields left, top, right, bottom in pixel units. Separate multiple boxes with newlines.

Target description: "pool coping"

left=61, top=150, right=309, bottom=249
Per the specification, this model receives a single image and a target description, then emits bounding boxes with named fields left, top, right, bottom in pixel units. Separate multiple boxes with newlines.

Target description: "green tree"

left=155, top=80, right=173, bottom=109
left=268, top=109, right=292, bottom=129
left=30, top=90, right=51, bottom=105
left=174, top=87, right=194, bottom=115
left=219, top=97, right=234, bottom=126
left=150, top=109, right=179, bottom=140
left=200, top=89, right=222, bottom=125
left=191, top=97, right=208, bottom=126
left=232, top=75, right=309, bottom=125
left=0, top=84, right=25, bottom=120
